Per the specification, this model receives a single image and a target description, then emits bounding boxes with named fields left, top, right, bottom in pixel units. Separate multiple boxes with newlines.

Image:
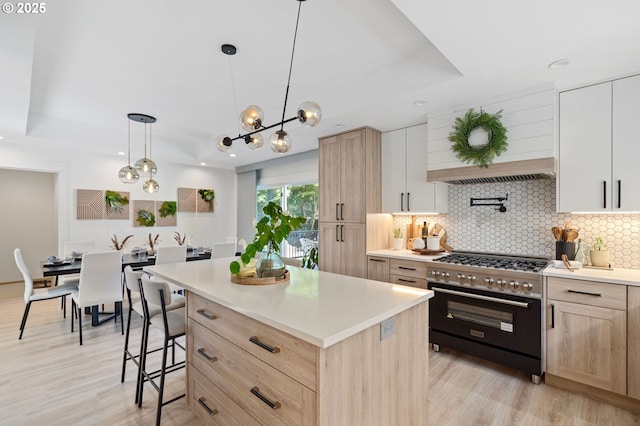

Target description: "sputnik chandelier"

left=216, top=0, right=321, bottom=154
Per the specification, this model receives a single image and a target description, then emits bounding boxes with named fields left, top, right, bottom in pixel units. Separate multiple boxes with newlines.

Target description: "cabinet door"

left=319, top=136, right=342, bottom=222
left=613, top=74, right=640, bottom=211
left=381, top=128, right=407, bottom=213
left=547, top=299, right=626, bottom=394
left=558, top=83, right=612, bottom=212
left=340, top=223, right=366, bottom=278
left=629, top=286, right=640, bottom=399
left=368, top=256, right=390, bottom=282
left=340, top=130, right=367, bottom=222
left=406, top=124, right=447, bottom=213
left=318, top=222, right=341, bottom=274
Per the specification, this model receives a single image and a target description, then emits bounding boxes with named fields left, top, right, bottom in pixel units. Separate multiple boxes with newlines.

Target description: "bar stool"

left=137, top=274, right=186, bottom=425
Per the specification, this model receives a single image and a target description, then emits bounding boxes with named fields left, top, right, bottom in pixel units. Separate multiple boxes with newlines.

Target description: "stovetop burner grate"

left=435, top=251, right=548, bottom=273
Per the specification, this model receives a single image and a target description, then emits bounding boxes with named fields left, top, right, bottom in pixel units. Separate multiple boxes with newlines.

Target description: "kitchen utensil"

left=566, top=229, right=579, bottom=242
left=552, top=227, right=563, bottom=241
left=561, top=254, right=574, bottom=272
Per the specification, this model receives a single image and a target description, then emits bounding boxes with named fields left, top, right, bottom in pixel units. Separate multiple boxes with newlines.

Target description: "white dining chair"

left=60, top=240, right=95, bottom=287
left=154, top=246, right=187, bottom=293
left=69, top=251, right=123, bottom=345
left=225, top=236, right=238, bottom=254
left=14, top=248, right=77, bottom=339
left=211, top=241, right=236, bottom=259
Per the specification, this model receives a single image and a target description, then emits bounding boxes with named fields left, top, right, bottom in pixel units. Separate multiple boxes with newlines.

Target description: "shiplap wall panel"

left=427, top=84, right=555, bottom=170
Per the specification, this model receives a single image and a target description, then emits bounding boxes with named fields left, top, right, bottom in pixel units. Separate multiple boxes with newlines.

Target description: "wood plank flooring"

left=1, top=296, right=638, bottom=425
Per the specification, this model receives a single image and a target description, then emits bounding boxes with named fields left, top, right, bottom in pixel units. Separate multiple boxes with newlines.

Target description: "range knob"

left=456, top=274, right=466, bottom=281
left=496, top=279, right=507, bottom=287
left=442, top=272, right=450, bottom=278
left=484, top=277, right=495, bottom=286
left=431, top=270, right=441, bottom=277
left=522, top=282, right=533, bottom=291
left=467, top=275, right=477, bottom=283
left=509, top=281, right=520, bottom=289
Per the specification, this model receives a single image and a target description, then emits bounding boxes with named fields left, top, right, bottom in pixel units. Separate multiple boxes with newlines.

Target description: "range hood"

left=427, top=158, right=556, bottom=185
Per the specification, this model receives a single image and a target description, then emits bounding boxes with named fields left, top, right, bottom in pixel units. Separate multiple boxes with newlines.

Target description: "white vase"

left=427, top=236, right=440, bottom=251
left=590, top=250, right=610, bottom=267
left=393, top=238, right=404, bottom=250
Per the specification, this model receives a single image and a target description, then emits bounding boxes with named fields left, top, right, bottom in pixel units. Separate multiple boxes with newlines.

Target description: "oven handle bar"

left=432, top=287, right=531, bottom=308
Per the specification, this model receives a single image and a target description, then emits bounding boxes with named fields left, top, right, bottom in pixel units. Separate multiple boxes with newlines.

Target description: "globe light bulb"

left=134, top=158, right=157, bottom=175
left=269, top=130, right=292, bottom=154
left=118, top=165, right=139, bottom=184
left=245, top=133, right=264, bottom=150
left=239, top=105, right=264, bottom=132
left=143, top=178, right=159, bottom=194
left=215, top=135, right=232, bottom=152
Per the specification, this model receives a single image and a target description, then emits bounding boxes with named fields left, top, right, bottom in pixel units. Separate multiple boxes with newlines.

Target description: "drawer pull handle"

left=250, top=386, right=281, bottom=410
left=197, top=397, right=218, bottom=416
left=196, top=309, right=216, bottom=320
left=398, top=266, right=417, bottom=271
left=398, top=278, right=417, bottom=284
left=249, top=336, right=280, bottom=354
left=567, top=289, right=602, bottom=297
left=197, top=348, right=217, bottom=363
left=369, top=258, right=386, bottom=263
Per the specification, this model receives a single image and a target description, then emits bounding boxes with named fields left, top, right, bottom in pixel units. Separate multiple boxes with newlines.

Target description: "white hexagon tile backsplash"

left=393, top=179, right=640, bottom=269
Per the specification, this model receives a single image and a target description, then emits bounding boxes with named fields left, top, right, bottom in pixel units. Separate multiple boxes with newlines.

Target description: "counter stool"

left=137, top=274, right=186, bottom=425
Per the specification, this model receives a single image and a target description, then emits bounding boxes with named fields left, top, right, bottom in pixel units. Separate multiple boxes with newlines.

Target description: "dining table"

left=41, top=249, right=212, bottom=326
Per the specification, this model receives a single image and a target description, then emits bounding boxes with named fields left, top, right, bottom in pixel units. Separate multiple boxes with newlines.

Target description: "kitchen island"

left=145, top=258, right=433, bottom=425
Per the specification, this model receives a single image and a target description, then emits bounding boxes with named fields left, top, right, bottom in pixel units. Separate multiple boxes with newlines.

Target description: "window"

left=256, top=183, right=318, bottom=257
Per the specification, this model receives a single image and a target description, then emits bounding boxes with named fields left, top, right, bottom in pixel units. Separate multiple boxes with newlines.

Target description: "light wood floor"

left=1, top=296, right=638, bottom=426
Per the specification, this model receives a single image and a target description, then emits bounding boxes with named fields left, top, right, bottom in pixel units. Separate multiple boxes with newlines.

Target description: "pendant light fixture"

left=132, top=114, right=158, bottom=176
left=117, top=115, right=140, bottom=184
left=216, top=0, right=321, bottom=154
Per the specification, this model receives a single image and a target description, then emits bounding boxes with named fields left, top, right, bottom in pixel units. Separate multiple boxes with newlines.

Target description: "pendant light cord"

left=127, top=118, right=131, bottom=165
left=280, top=0, right=303, bottom=130
left=227, top=56, right=242, bottom=135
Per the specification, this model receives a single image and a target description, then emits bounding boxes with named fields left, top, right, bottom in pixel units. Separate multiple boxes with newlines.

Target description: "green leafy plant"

left=105, top=190, right=129, bottom=213
left=198, top=189, right=215, bottom=202
left=136, top=209, right=155, bottom=226
left=158, top=201, right=177, bottom=218
left=301, top=245, right=318, bottom=270
left=393, top=227, right=403, bottom=238
left=448, top=108, right=508, bottom=168
left=230, top=202, right=306, bottom=275
left=592, top=236, right=607, bottom=251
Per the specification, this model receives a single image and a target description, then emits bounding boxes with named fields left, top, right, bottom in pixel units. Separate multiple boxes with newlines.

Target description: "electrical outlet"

left=380, top=317, right=396, bottom=341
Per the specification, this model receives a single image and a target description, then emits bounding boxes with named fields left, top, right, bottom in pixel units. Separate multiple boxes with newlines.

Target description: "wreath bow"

left=448, top=109, right=508, bottom=168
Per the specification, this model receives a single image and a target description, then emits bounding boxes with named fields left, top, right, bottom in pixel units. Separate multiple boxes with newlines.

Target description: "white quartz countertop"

left=144, top=258, right=433, bottom=348
left=367, top=249, right=447, bottom=263
left=543, top=264, right=640, bottom=287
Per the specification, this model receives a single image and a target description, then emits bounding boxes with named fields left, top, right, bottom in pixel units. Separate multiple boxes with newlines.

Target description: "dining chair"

left=121, top=266, right=185, bottom=399
left=211, top=241, right=236, bottom=259
left=138, top=274, right=186, bottom=425
left=225, top=236, right=238, bottom=254
left=154, top=246, right=187, bottom=293
left=69, top=251, right=123, bottom=345
left=14, top=248, right=77, bottom=340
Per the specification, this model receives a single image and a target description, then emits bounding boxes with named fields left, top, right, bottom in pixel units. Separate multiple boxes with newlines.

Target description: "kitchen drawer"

left=390, top=259, right=427, bottom=280
left=390, top=274, right=427, bottom=289
left=188, top=319, right=316, bottom=426
left=187, top=292, right=317, bottom=390
left=190, top=367, right=260, bottom=426
left=546, top=277, right=627, bottom=310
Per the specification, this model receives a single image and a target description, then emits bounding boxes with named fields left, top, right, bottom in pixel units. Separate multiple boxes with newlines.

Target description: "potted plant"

left=230, top=202, right=306, bottom=278
left=590, top=236, right=610, bottom=267
left=393, top=228, right=404, bottom=250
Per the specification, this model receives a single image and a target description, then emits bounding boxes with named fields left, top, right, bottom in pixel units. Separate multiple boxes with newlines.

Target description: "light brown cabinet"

left=318, top=127, right=381, bottom=278
left=628, top=286, right=640, bottom=399
left=389, top=259, right=427, bottom=289
left=367, top=256, right=390, bottom=282
left=546, top=277, right=627, bottom=395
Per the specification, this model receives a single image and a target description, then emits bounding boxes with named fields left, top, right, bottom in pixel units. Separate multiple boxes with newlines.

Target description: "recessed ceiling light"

left=117, top=151, right=126, bottom=156
left=200, top=162, right=206, bottom=166
left=335, top=124, right=345, bottom=128
left=413, top=100, right=427, bottom=107
left=229, top=153, right=236, bottom=158
left=0, top=136, right=4, bottom=140
left=548, top=58, right=571, bottom=69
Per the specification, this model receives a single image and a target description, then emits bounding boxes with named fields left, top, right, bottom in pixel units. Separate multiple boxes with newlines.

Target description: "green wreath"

left=448, top=109, right=508, bottom=168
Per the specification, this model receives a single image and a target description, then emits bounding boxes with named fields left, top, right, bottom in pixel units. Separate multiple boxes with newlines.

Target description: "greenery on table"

left=448, top=108, right=508, bottom=168
left=301, top=245, right=318, bottom=270
left=105, top=190, right=129, bottom=213
left=136, top=209, right=155, bottom=226
left=198, top=189, right=215, bottom=202
left=230, top=201, right=306, bottom=275
left=158, top=201, right=177, bottom=217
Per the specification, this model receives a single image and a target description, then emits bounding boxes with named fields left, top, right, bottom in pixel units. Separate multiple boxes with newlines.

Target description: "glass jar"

left=255, top=242, right=286, bottom=278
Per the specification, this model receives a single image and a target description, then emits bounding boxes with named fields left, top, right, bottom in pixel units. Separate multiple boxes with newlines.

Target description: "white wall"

left=0, top=139, right=236, bottom=267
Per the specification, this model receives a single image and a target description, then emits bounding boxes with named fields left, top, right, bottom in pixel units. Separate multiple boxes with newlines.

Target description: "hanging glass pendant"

left=269, top=130, right=292, bottom=154
left=134, top=157, right=157, bottom=175
left=239, top=105, right=264, bottom=132
left=216, top=135, right=233, bottom=152
left=118, top=165, right=139, bottom=184
left=143, top=178, right=159, bottom=194
left=297, top=101, right=322, bottom=127
left=245, top=133, right=264, bottom=150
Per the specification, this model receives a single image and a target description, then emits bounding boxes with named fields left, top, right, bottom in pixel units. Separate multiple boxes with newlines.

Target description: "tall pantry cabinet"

left=318, top=127, right=381, bottom=278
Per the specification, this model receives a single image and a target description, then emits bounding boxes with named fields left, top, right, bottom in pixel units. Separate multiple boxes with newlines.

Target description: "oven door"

left=428, top=282, right=541, bottom=357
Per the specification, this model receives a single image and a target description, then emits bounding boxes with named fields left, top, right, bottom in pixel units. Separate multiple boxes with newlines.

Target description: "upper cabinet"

left=558, top=74, right=640, bottom=212
left=381, top=124, right=447, bottom=213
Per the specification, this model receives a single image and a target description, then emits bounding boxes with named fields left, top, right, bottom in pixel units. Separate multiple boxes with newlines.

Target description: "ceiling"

left=1, top=0, right=639, bottom=169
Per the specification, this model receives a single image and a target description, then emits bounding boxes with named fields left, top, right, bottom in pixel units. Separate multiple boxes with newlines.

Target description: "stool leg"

left=155, top=336, right=169, bottom=426
left=121, top=300, right=133, bottom=383
left=136, top=318, right=150, bottom=407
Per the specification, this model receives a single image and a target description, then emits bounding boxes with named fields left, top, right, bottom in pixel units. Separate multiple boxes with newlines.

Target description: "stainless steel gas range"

left=427, top=251, right=549, bottom=384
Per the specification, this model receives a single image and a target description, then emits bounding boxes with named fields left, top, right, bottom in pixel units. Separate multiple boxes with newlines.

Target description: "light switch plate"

left=380, top=316, right=396, bottom=341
